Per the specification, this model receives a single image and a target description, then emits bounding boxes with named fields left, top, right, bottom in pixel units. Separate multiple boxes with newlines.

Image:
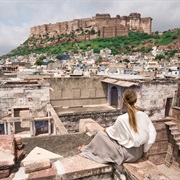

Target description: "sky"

left=0, top=0, right=179, bottom=56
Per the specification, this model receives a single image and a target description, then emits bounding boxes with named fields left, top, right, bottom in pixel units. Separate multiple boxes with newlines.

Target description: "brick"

left=0, top=169, right=10, bottom=179
left=27, top=163, right=57, bottom=180
left=24, top=159, right=51, bottom=174
left=0, top=135, right=15, bottom=167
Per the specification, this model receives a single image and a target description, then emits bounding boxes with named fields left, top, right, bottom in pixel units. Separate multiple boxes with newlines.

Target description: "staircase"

left=164, top=119, right=180, bottom=171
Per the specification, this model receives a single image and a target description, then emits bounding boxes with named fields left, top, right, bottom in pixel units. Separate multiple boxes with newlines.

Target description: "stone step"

left=165, top=121, right=177, bottom=127
left=169, top=126, right=179, bottom=133
left=176, top=142, right=180, bottom=150
left=171, top=131, right=180, bottom=137
left=174, top=136, right=180, bottom=143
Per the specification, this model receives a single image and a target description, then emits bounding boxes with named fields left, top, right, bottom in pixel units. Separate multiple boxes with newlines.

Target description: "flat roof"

left=105, top=74, right=151, bottom=80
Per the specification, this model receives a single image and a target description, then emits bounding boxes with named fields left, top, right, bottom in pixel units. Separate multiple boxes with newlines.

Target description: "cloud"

left=0, top=23, right=30, bottom=55
left=0, top=0, right=180, bottom=56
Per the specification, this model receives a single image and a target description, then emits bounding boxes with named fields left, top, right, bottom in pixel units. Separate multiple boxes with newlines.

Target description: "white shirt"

left=106, top=111, right=157, bottom=152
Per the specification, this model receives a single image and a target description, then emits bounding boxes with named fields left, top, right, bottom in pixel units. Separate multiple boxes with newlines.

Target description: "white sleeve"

left=106, top=117, right=129, bottom=145
left=143, top=118, right=157, bottom=152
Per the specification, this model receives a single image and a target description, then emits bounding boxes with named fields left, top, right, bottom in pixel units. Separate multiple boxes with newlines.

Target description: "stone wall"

left=171, top=83, right=180, bottom=128
left=59, top=109, right=120, bottom=133
left=45, top=77, right=107, bottom=108
left=139, top=80, right=178, bottom=120
left=30, top=13, right=152, bottom=39
left=0, top=81, right=50, bottom=119
left=172, top=107, right=180, bottom=129
left=149, top=119, right=169, bottom=165
left=100, top=25, right=128, bottom=38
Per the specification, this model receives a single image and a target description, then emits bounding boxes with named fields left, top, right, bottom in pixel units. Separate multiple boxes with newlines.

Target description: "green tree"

left=38, top=55, right=46, bottom=61
left=98, top=30, right=101, bottom=37
left=90, top=28, right=96, bottom=35
left=155, top=54, right=165, bottom=61
left=35, top=59, right=43, bottom=65
left=123, top=58, right=130, bottom=63
left=56, top=54, right=63, bottom=60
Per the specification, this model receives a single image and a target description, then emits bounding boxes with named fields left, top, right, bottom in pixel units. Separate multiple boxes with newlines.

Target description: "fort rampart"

left=30, top=13, right=152, bottom=39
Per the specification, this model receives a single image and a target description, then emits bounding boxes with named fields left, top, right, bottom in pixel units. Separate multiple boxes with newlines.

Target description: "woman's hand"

left=102, top=128, right=106, bottom=132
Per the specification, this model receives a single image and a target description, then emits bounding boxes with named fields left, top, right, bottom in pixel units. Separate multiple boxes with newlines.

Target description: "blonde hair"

left=122, top=89, right=138, bottom=133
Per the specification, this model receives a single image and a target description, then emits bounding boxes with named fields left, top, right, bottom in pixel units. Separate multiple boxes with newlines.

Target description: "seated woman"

left=79, top=89, right=157, bottom=165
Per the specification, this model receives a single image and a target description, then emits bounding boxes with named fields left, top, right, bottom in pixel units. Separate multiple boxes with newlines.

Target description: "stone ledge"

left=79, top=118, right=103, bottom=136
left=58, top=155, right=112, bottom=179
left=11, top=155, right=112, bottom=180
left=13, top=156, right=169, bottom=180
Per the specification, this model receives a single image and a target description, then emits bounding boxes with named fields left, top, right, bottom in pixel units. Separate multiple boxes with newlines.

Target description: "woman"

left=79, top=89, right=157, bottom=165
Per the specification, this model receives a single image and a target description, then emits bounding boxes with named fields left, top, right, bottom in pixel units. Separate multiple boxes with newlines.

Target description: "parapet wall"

left=30, top=13, right=152, bottom=39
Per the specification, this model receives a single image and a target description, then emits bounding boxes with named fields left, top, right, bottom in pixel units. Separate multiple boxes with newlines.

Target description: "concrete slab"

left=21, top=147, right=63, bottom=166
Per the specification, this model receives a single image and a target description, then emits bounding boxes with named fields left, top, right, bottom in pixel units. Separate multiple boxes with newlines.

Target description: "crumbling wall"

left=139, top=81, right=178, bottom=120
left=0, top=82, right=50, bottom=119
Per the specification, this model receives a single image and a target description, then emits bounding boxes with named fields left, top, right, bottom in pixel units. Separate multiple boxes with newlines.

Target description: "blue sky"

left=0, top=0, right=179, bottom=56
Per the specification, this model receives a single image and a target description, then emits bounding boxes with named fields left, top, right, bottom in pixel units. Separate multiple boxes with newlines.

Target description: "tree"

left=98, top=30, right=101, bottom=37
left=35, top=59, right=43, bottom=65
left=56, top=54, right=63, bottom=60
left=155, top=54, right=165, bottom=61
left=123, top=59, right=130, bottom=63
left=90, top=28, right=96, bottom=35
left=38, top=55, right=46, bottom=61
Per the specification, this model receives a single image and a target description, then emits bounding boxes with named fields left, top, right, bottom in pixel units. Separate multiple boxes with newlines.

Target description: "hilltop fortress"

left=30, top=13, right=152, bottom=41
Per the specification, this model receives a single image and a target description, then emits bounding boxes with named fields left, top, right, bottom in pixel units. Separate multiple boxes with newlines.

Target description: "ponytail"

left=122, top=89, right=138, bottom=133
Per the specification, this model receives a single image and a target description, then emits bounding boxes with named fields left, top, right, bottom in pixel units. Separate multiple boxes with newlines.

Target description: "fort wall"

left=30, top=13, right=152, bottom=39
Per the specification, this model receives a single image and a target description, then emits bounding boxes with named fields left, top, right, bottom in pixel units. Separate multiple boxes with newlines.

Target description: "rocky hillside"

left=8, top=28, right=180, bottom=57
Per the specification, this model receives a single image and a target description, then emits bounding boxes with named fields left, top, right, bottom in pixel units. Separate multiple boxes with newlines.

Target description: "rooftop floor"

left=22, top=133, right=92, bottom=157
left=54, top=104, right=117, bottom=116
